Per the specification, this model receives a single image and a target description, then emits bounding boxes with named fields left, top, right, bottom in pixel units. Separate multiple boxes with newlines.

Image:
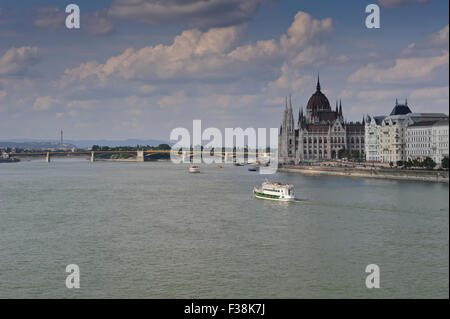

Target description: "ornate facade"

left=365, top=99, right=448, bottom=163
left=278, top=77, right=365, bottom=164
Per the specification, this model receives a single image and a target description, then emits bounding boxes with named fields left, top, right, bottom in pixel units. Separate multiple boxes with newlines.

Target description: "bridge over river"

left=8, top=150, right=269, bottom=163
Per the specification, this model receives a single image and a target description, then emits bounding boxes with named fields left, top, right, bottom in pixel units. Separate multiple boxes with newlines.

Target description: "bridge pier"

left=90, top=151, right=95, bottom=163
left=45, top=152, right=50, bottom=163
left=136, top=150, right=145, bottom=162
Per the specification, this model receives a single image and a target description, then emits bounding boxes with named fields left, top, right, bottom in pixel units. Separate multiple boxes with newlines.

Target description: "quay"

left=279, top=165, right=449, bottom=183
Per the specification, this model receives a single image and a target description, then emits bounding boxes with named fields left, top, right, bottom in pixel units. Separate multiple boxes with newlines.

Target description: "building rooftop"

left=408, top=120, right=439, bottom=127
left=409, top=113, right=448, bottom=117
left=433, top=119, right=449, bottom=126
left=390, top=99, right=412, bottom=116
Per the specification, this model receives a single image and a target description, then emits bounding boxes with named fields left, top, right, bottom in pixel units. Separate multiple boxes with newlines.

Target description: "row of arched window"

left=302, top=137, right=365, bottom=144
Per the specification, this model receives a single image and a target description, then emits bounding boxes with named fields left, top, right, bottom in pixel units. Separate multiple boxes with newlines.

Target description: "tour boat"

left=253, top=181, right=295, bottom=201
left=248, top=166, right=258, bottom=172
left=189, top=165, right=200, bottom=173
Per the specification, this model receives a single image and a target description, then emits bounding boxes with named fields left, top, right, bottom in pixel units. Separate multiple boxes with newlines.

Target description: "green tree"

left=404, top=159, right=413, bottom=168
left=442, top=156, right=449, bottom=169
left=351, top=150, right=360, bottom=161
left=422, top=157, right=436, bottom=170
left=157, top=144, right=171, bottom=150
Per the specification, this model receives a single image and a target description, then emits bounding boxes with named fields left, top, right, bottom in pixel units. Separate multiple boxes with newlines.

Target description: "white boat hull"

left=253, top=188, right=295, bottom=202
left=189, top=167, right=200, bottom=173
left=253, top=193, right=295, bottom=202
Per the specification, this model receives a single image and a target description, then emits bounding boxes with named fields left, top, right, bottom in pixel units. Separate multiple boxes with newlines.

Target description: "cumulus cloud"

left=158, top=90, right=188, bottom=108
left=0, top=47, right=40, bottom=77
left=402, top=24, right=449, bottom=57
left=280, top=11, right=332, bottom=53
left=430, top=24, right=449, bottom=46
left=348, top=50, right=448, bottom=83
left=410, top=86, right=449, bottom=100
left=33, top=96, right=59, bottom=111
left=57, top=25, right=245, bottom=87
left=377, top=0, right=428, bottom=8
left=107, top=0, right=272, bottom=28
left=58, top=11, right=332, bottom=89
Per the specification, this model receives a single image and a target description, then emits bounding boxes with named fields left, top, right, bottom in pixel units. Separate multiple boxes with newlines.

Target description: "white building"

left=431, top=119, right=449, bottom=165
left=365, top=99, right=448, bottom=163
left=365, top=116, right=385, bottom=162
left=406, top=121, right=434, bottom=161
left=379, top=115, right=411, bottom=163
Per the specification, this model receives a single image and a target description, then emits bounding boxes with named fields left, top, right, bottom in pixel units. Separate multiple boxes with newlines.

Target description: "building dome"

left=390, top=99, right=412, bottom=115
left=306, top=76, right=331, bottom=112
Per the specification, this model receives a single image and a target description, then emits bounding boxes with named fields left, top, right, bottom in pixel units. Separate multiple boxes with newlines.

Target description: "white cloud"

left=348, top=50, right=449, bottom=84
left=58, top=25, right=246, bottom=87
left=410, top=86, right=449, bottom=100
left=157, top=90, right=188, bottom=109
left=430, top=24, right=449, bottom=46
left=280, top=11, right=333, bottom=53
left=33, top=96, right=59, bottom=111
left=58, top=11, right=333, bottom=92
left=135, top=84, right=158, bottom=94
left=0, top=47, right=40, bottom=77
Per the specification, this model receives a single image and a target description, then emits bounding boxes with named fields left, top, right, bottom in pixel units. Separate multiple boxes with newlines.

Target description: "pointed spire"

left=289, top=94, right=293, bottom=111
left=287, top=95, right=294, bottom=131
left=316, top=73, right=321, bottom=91
left=395, top=98, right=398, bottom=106
left=405, top=98, right=408, bottom=106
left=339, top=99, right=342, bottom=116
left=281, top=101, right=288, bottom=132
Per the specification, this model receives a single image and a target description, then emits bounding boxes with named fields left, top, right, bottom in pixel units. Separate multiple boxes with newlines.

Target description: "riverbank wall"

left=279, top=165, right=449, bottom=183
left=0, top=158, right=20, bottom=163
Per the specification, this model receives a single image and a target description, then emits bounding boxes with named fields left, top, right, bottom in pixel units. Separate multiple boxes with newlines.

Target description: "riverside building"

left=278, top=77, right=365, bottom=164
left=366, top=99, right=448, bottom=163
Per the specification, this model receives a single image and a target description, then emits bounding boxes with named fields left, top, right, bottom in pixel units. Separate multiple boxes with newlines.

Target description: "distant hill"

left=0, top=141, right=76, bottom=150
left=66, top=139, right=171, bottom=148
left=0, top=139, right=171, bottom=149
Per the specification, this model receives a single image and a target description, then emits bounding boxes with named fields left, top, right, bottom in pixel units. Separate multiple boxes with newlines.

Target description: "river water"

left=0, top=159, right=448, bottom=298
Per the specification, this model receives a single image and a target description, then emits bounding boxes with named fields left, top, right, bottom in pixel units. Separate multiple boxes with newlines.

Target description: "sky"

left=0, top=0, right=448, bottom=140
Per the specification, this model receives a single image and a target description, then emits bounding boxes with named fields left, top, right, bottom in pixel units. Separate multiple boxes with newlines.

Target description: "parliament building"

left=278, top=77, right=365, bottom=164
